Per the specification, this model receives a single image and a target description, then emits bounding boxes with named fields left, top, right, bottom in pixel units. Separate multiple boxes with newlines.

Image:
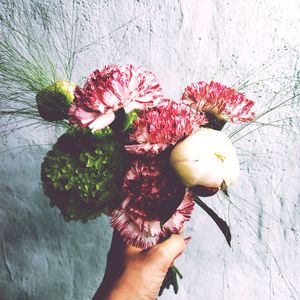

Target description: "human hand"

left=93, top=231, right=189, bottom=300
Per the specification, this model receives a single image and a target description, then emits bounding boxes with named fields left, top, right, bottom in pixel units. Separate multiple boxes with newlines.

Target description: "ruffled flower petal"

left=69, top=64, right=164, bottom=131
left=110, top=158, right=194, bottom=249
left=125, top=99, right=208, bottom=156
left=88, top=111, right=115, bottom=133
left=111, top=209, right=161, bottom=250
left=68, top=104, right=99, bottom=126
left=163, top=190, right=195, bottom=233
left=182, top=81, right=255, bottom=123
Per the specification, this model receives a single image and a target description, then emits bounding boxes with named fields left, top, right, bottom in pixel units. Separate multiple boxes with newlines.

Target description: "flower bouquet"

left=32, top=63, right=254, bottom=294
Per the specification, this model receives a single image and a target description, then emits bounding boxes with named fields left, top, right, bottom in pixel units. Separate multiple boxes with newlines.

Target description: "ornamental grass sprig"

left=0, top=0, right=79, bottom=133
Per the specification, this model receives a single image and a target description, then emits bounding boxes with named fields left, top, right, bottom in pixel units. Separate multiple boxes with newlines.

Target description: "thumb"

left=149, top=234, right=186, bottom=270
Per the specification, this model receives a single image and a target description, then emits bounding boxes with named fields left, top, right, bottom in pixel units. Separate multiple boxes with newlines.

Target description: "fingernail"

left=184, top=236, right=192, bottom=245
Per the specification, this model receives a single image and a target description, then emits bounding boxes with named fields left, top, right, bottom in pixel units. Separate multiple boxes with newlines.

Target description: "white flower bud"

left=169, top=128, right=239, bottom=191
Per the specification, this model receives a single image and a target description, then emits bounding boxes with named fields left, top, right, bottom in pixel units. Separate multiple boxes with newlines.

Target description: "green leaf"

left=194, top=195, right=232, bottom=247
left=159, top=265, right=183, bottom=296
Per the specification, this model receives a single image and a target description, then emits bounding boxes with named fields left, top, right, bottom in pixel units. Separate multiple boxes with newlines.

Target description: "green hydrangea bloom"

left=41, top=128, right=126, bottom=222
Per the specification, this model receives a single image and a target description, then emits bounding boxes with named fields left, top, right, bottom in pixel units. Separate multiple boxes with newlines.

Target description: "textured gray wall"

left=1, top=0, right=300, bottom=299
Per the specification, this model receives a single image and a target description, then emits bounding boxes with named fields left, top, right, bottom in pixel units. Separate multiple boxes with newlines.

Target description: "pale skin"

left=93, top=231, right=187, bottom=300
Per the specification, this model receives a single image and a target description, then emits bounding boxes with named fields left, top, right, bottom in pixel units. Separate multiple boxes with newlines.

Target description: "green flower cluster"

left=41, top=128, right=126, bottom=222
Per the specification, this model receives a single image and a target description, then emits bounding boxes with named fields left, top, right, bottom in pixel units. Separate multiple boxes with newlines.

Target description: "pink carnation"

left=111, top=158, right=195, bottom=249
left=125, top=99, right=208, bottom=156
left=69, top=64, right=164, bottom=132
left=182, top=81, right=255, bottom=123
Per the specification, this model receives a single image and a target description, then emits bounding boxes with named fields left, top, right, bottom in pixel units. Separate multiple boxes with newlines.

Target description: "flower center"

left=214, top=153, right=226, bottom=162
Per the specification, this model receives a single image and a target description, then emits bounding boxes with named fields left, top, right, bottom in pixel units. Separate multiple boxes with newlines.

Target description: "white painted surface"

left=0, top=1, right=299, bottom=299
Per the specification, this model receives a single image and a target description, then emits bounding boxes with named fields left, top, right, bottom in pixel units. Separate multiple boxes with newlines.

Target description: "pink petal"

left=124, top=99, right=208, bottom=156
left=163, top=190, right=195, bottom=233
left=68, top=64, right=164, bottom=132
left=111, top=209, right=161, bottom=249
left=182, top=81, right=255, bottom=123
left=88, top=111, right=115, bottom=132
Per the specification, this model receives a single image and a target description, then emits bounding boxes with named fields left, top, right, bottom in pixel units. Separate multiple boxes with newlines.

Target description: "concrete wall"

left=0, top=0, right=299, bottom=299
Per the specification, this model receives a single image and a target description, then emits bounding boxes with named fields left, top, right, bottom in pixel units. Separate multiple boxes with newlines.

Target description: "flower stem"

left=158, top=265, right=183, bottom=296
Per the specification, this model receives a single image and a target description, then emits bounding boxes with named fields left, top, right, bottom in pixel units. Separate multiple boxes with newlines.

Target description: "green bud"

left=36, top=80, right=76, bottom=121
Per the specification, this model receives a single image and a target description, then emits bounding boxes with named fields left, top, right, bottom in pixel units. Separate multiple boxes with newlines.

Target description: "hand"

left=93, top=231, right=187, bottom=300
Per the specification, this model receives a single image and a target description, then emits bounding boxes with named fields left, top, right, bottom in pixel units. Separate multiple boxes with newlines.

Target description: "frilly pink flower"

left=111, top=158, right=195, bottom=249
left=125, top=99, right=208, bottom=156
left=69, top=64, right=164, bottom=132
left=182, top=81, right=255, bottom=123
